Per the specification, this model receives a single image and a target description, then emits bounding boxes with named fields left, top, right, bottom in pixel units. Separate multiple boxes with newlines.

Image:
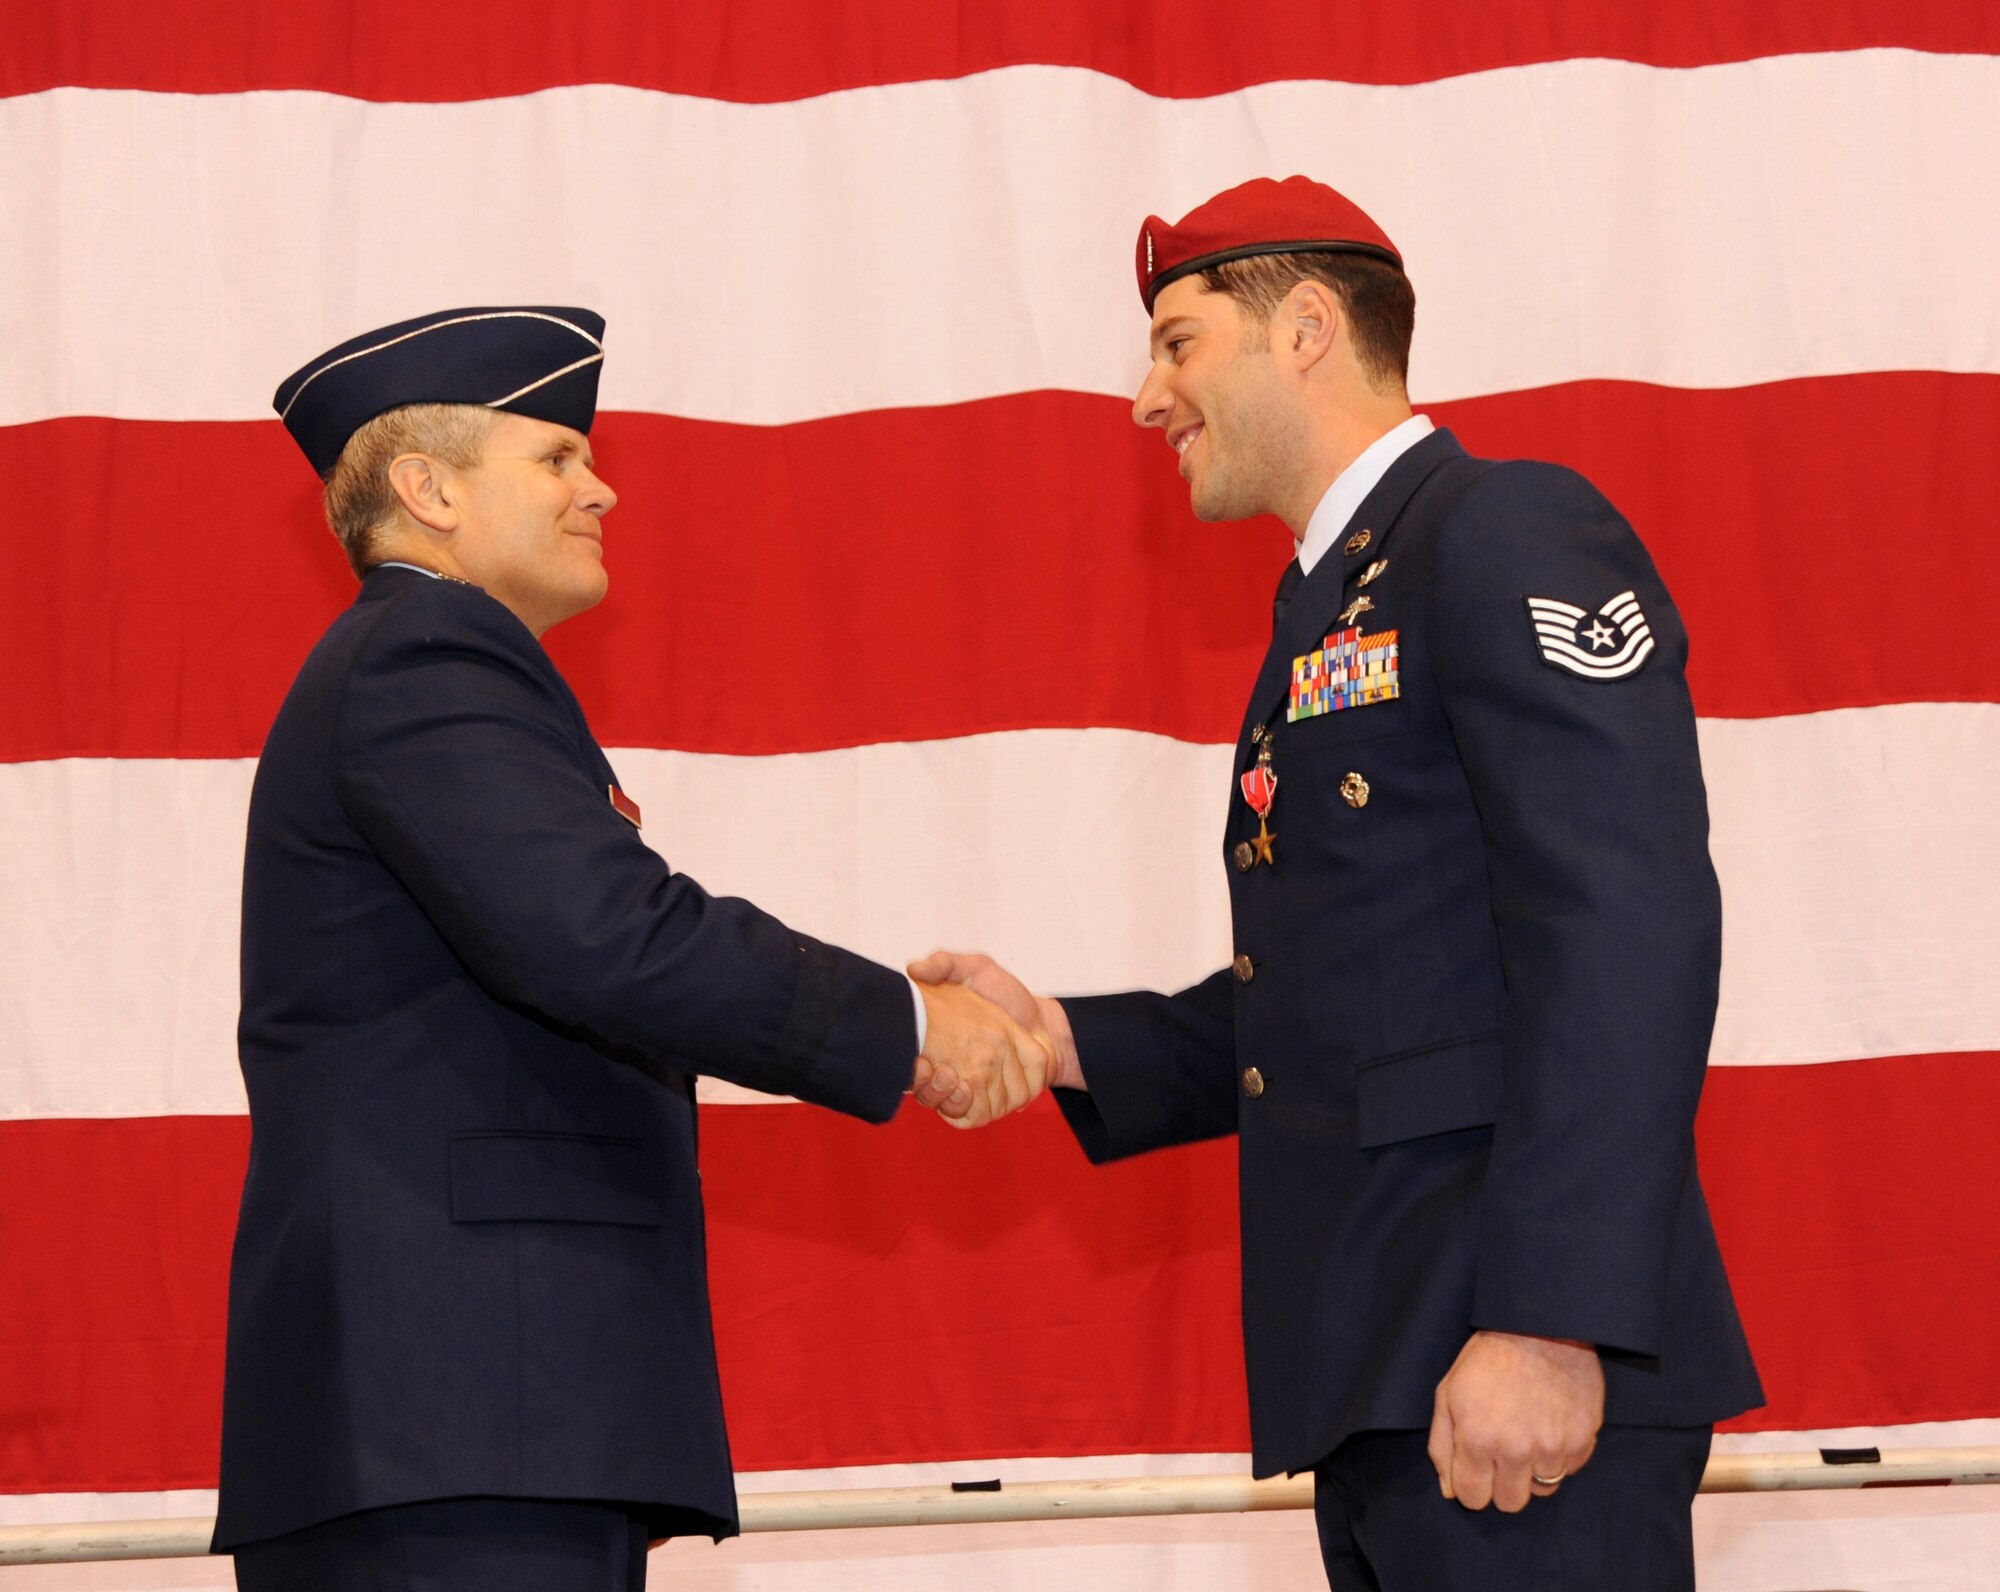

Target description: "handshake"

left=904, top=952, right=1086, bottom=1127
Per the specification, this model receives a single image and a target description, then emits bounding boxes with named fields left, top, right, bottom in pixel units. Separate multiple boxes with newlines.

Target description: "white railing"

left=5, top=1448, right=1998, bottom=1566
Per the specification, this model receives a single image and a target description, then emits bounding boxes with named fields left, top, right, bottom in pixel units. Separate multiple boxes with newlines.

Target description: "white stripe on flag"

left=3, top=50, right=1998, bottom=428
left=3, top=703, right=1998, bottom=1120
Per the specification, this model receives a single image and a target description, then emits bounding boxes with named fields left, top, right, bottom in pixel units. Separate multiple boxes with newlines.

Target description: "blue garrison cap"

left=273, top=306, right=606, bottom=477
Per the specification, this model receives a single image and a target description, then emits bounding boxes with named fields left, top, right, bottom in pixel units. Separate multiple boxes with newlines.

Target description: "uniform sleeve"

left=1054, top=970, right=1239, bottom=1162
left=1427, top=463, right=1722, bottom=1358
left=330, top=591, right=915, bottom=1122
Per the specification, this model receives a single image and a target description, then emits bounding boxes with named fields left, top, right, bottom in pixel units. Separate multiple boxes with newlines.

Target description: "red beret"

left=1135, top=175, right=1403, bottom=312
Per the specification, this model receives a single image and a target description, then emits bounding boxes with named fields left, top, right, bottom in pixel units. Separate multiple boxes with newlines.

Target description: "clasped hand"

left=905, top=950, right=1081, bottom=1127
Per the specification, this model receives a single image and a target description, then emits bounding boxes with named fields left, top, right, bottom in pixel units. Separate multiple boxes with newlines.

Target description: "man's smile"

left=1168, top=420, right=1204, bottom=478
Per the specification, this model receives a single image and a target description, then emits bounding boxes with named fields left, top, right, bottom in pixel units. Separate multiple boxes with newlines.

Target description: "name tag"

left=1289, top=626, right=1401, bottom=722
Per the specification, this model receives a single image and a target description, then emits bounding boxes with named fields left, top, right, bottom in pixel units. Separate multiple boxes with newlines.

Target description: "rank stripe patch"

left=1527, top=591, right=1656, bottom=678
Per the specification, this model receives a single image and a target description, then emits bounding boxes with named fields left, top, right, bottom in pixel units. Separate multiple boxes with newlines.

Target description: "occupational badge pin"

left=1338, top=595, right=1374, bottom=626
left=1523, top=589, right=1654, bottom=679
left=1344, top=529, right=1372, bottom=556
left=1357, top=559, right=1388, bottom=587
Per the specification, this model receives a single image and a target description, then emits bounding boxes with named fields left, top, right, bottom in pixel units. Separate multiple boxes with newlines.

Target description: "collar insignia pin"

left=1344, top=529, right=1372, bottom=556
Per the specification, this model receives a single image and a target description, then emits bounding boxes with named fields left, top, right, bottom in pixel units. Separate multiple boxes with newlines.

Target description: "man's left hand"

left=1427, top=1330, right=1603, bottom=1513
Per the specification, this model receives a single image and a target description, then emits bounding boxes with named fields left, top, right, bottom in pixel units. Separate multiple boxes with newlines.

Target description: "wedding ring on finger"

left=1531, top=1471, right=1566, bottom=1488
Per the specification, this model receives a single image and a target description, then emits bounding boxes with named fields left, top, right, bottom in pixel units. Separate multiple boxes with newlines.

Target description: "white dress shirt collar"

left=1295, top=414, right=1435, bottom=575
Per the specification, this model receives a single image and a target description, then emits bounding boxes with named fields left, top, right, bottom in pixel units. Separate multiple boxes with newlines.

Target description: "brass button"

left=1241, top=1066, right=1265, bottom=1099
left=1233, top=840, right=1257, bottom=872
left=1344, top=529, right=1372, bottom=555
left=1232, top=953, right=1255, bottom=983
left=1340, top=771, right=1370, bottom=808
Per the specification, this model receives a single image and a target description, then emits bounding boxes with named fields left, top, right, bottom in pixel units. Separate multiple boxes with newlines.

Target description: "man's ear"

left=1284, top=279, right=1340, bottom=372
left=385, top=452, right=459, bottom=534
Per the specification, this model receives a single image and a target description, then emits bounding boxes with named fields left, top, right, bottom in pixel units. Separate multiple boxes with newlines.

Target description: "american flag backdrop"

left=3, top=4, right=2000, bottom=1588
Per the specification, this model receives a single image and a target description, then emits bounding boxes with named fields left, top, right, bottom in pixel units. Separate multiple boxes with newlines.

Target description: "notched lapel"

left=1238, top=429, right=1465, bottom=743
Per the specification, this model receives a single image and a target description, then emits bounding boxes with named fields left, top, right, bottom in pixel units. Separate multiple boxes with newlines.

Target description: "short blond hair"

left=321, top=403, right=495, bottom=576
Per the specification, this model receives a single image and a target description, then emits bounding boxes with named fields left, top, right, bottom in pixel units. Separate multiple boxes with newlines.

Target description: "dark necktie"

left=1272, top=558, right=1304, bottom=633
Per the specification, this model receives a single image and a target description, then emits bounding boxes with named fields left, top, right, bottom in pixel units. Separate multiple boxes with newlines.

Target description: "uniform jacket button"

left=1232, top=840, right=1257, bottom=872
left=1241, top=1066, right=1265, bottom=1099
left=1233, top=953, right=1255, bottom=983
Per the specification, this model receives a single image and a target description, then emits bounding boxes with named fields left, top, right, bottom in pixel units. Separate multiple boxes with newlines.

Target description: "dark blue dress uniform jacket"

left=213, top=566, right=915, bottom=1549
left=1056, top=428, right=1763, bottom=1479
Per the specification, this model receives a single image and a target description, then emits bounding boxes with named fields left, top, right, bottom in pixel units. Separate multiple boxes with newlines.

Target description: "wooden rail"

left=5, top=1448, right=1997, bottom=1565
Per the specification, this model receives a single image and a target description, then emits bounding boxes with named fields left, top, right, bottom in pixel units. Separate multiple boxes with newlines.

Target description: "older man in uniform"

left=916, top=179, right=1762, bottom=1588
left=215, top=306, right=1043, bottom=1590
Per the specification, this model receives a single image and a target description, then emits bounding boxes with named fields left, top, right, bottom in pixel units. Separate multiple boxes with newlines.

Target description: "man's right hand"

left=912, top=979, right=1051, bottom=1128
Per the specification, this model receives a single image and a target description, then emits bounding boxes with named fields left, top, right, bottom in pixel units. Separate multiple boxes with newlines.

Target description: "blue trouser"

left=231, top=1496, right=652, bottom=1591
left=1314, top=1425, right=1714, bottom=1591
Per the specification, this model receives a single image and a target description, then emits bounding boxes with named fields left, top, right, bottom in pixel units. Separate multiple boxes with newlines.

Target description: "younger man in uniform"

left=918, top=179, right=1761, bottom=1590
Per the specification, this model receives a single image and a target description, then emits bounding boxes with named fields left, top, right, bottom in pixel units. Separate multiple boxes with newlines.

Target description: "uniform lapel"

left=1237, top=428, right=1466, bottom=743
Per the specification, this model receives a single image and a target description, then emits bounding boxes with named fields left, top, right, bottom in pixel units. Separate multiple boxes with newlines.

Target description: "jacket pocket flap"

left=449, top=1132, right=663, bottom=1227
left=1356, top=1033, right=1503, bottom=1148
left=1289, top=700, right=1407, bottom=749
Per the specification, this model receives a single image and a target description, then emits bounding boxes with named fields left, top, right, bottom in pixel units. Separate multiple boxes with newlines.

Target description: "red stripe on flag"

left=5, top=1053, right=2000, bottom=1493
left=1701, top=1053, right=2000, bottom=1435
left=0, top=1117, right=240, bottom=1494
left=3, top=373, right=1995, bottom=764
left=0, top=1108, right=1244, bottom=1493
left=701, top=1102, right=1249, bottom=1471
left=7, top=1, right=1995, bottom=103
left=1448, top=373, right=2000, bottom=729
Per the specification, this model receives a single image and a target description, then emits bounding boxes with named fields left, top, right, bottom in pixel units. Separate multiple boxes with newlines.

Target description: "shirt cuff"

left=907, top=975, right=928, bottom=1051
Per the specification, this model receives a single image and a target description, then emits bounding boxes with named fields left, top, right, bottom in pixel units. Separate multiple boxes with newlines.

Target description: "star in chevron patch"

left=1524, top=590, right=1655, bottom=680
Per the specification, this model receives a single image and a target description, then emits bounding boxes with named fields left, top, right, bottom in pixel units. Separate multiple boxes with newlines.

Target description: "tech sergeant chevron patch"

left=1524, top=590, right=1655, bottom=679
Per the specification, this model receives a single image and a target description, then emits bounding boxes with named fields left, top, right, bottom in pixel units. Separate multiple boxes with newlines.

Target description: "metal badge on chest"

left=1236, top=534, right=1394, bottom=871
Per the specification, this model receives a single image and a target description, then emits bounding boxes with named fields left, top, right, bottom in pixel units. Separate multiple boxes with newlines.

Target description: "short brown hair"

left=321, top=403, right=495, bottom=576
left=1199, top=252, right=1415, bottom=392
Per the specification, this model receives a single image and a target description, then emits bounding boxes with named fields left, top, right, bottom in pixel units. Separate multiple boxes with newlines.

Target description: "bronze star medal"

left=1239, top=727, right=1278, bottom=867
